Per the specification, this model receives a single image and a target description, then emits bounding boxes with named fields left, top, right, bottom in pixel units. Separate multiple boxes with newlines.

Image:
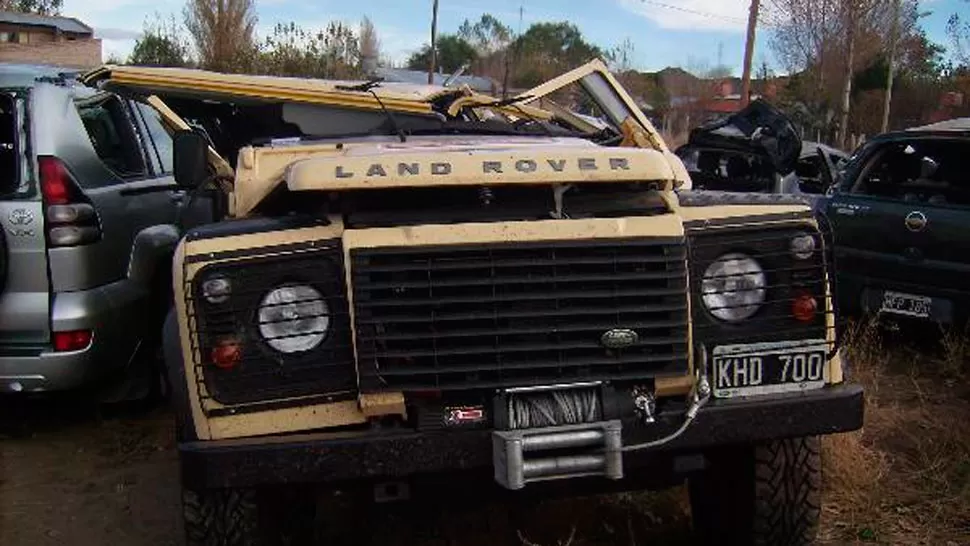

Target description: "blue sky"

left=63, top=0, right=967, bottom=75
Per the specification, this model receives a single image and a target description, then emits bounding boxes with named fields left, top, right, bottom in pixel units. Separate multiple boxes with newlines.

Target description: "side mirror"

left=173, top=130, right=209, bottom=189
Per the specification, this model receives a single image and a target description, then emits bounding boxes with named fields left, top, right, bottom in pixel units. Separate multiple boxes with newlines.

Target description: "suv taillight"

left=39, top=156, right=101, bottom=247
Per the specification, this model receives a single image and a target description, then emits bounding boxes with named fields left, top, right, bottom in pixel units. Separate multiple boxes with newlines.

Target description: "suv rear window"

left=853, top=139, right=970, bottom=206
left=0, top=92, right=28, bottom=199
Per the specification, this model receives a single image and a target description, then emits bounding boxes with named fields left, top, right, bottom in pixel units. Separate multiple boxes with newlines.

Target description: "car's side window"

left=76, top=95, right=146, bottom=181
left=133, top=102, right=174, bottom=175
left=851, top=140, right=970, bottom=206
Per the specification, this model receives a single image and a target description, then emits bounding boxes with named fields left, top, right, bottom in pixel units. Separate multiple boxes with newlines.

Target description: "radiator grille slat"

left=351, top=238, right=690, bottom=391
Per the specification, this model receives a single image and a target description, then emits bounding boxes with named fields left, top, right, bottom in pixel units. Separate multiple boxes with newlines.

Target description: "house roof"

left=374, top=67, right=496, bottom=93
left=907, top=118, right=970, bottom=133
left=0, top=11, right=92, bottom=35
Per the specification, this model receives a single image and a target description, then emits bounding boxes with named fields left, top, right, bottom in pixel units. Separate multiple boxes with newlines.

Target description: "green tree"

left=457, top=13, right=511, bottom=83
left=0, top=0, right=61, bottom=15
left=406, top=34, right=477, bottom=74
left=129, top=16, right=191, bottom=67
left=509, top=22, right=602, bottom=87
left=256, top=21, right=361, bottom=79
left=457, top=14, right=510, bottom=56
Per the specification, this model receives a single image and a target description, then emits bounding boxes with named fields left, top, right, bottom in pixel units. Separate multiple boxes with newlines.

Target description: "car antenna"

left=336, top=79, right=407, bottom=143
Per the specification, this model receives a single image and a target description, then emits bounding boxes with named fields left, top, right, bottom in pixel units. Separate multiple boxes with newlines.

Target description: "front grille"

left=185, top=246, right=357, bottom=409
left=351, top=239, right=689, bottom=391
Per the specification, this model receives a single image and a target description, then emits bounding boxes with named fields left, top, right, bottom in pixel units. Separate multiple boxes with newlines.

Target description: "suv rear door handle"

left=171, top=190, right=187, bottom=204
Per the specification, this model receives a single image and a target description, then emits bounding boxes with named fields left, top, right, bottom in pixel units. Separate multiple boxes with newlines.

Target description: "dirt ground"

left=0, top=400, right=694, bottom=546
left=1, top=324, right=968, bottom=546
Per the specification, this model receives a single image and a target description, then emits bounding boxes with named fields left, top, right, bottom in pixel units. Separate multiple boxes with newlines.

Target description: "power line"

left=637, top=0, right=749, bottom=25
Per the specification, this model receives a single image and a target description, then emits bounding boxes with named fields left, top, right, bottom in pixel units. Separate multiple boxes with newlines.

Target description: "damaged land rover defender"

left=81, top=60, right=864, bottom=545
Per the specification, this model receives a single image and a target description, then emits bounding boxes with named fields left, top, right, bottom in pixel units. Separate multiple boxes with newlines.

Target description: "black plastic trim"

left=184, top=215, right=329, bottom=242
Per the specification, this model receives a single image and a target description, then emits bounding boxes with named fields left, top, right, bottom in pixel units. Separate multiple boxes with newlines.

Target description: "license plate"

left=712, top=340, right=828, bottom=399
left=880, top=291, right=932, bottom=319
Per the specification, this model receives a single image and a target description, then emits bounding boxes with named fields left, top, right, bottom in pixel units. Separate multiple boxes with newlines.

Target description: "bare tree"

left=769, top=0, right=893, bottom=146
left=359, top=16, right=381, bottom=74
left=837, top=0, right=891, bottom=148
left=0, top=0, right=61, bottom=15
left=183, top=0, right=258, bottom=73
left=767, top=0, right=841, bottom=85
left=948, top=1, right=970, bottom=66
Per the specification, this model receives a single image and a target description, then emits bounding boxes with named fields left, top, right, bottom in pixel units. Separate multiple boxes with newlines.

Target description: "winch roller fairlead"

left=491, top=367, right=711, bottom=490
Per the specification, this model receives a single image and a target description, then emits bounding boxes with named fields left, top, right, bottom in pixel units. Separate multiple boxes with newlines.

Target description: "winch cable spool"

left=507, top=388, right=601, bottom=430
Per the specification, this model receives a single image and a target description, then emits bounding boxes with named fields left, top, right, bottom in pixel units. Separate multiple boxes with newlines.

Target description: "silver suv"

left=0, top=63, right=211, bottom=398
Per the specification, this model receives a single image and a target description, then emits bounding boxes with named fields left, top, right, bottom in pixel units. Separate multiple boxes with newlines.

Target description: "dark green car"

left=822, top=118, right=970, bottom=325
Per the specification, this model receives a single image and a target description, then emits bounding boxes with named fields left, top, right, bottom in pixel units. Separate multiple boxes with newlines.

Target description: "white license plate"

left=880, top=291, right=932, bottom=319
left=712, top=340, right=828, bottom=399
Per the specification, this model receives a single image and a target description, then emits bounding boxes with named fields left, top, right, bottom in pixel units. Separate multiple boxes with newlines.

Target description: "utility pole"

left=740, top=0, right=761, bottom=107
left=881, top=0, right=901, bottom=133
left=502, top=4, right=523, bottom=99
left=428, top=0, right=440, bottom=84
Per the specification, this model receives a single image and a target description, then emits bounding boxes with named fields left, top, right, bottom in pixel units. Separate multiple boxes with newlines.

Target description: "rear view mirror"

left=173, top=130, right=208, bottom=189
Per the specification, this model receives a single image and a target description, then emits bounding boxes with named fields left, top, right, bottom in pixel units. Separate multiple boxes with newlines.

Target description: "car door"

left=0, top=88, right=50, bottom=345
left=825, top=136, right=970, bottom=322
left=47, top=92, right=178, bottom=293
left=129, top=99, right=217, bottom=231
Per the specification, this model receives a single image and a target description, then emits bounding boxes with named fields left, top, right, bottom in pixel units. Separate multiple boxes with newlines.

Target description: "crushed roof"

left=0, top=11, right=91, bottom=34
left=374, top=67, right=496, bottom=93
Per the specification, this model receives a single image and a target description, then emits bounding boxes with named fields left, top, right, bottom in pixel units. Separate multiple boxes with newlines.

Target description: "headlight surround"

left=701, top=252, right=767, bottom=322
left=257, top=284, right=330, bottom=353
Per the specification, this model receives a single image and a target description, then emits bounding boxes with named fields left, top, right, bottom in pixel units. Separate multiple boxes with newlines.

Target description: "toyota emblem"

left=8, top=208, right=33, bottom=226
left=904, top=211, right=927, bottom=233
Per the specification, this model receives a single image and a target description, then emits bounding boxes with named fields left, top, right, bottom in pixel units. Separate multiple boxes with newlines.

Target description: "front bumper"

left=180, top=383, right=864, bottom=489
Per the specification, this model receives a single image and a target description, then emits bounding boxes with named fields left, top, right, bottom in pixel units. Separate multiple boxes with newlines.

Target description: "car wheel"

left=689, top=436, right=822, bottom=546
left=182, top=486, right=316, bottom=546
left=183, top=487, right=258, bottom=546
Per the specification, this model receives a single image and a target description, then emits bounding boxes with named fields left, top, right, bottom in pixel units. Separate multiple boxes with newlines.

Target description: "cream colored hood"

left=232, top=135, right=690, bottom=216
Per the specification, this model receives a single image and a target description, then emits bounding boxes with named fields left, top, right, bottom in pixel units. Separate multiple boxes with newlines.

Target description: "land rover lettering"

left=329, top=157, right=636, bottom=180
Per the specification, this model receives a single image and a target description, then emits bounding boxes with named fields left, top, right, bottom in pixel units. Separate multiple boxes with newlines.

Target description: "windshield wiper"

left=336, top=79, right=407, bottom=143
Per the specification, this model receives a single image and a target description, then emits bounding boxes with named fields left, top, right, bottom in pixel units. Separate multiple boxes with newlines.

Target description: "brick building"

left=0, top=11, right=101, bottom=68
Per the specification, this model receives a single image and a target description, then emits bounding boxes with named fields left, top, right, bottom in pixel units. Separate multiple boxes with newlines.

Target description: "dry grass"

left=819, top=319, right=970, bottom=545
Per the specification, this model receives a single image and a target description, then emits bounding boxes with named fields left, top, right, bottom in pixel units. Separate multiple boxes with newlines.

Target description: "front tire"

left=183, top=487, right=258, bottom=546
left=689, top=436, right=822, bottom=546
left=182, top=486, right=316, bottom=546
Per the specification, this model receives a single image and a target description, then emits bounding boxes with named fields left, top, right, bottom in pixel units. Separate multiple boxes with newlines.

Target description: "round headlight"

left=789, top=234, right=816, bottom=260
left=257, top=284, right=330, bottom=353
left=701, top=253, right=767, bottom=322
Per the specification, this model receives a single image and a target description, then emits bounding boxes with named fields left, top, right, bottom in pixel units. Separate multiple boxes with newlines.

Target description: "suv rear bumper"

left=837, top=271, right=970, bottom=324
left=179, top=383, right=864, bottom=490
left=0, top=277, right=147, bottom=393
